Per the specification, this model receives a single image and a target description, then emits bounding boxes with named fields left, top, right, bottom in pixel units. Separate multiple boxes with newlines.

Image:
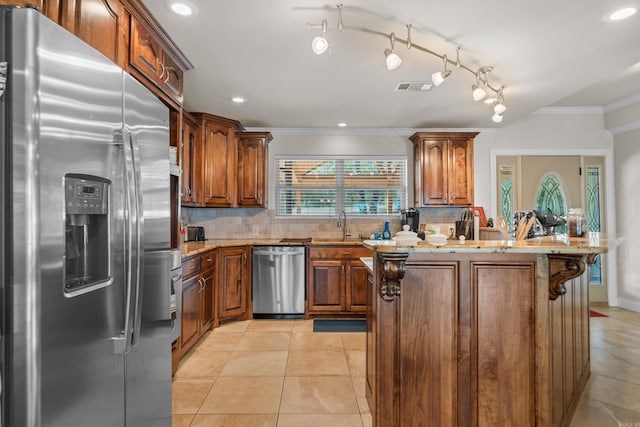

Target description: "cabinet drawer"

left=182, top=256, right=201, bottom=279
left=200, top=250, right=216, bottom=271
left=308, top=246, right=371, bottom=260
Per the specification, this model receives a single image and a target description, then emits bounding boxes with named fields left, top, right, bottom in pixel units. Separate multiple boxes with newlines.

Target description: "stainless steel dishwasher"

left=252, top=245, right=306, bottom=318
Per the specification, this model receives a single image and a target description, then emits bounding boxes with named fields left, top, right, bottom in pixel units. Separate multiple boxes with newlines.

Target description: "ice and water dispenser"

left=64, top=174, right=111, bottom=294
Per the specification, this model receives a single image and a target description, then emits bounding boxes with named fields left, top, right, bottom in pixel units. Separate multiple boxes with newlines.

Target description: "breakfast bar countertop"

left=363, top=232, right=621, bottom=255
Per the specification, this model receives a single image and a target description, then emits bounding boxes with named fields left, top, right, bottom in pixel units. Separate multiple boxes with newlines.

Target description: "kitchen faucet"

left=337, top=210, right=350, bottom=241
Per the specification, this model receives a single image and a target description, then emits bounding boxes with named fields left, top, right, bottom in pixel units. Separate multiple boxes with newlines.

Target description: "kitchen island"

left=363, top=233, right=617, bottom=427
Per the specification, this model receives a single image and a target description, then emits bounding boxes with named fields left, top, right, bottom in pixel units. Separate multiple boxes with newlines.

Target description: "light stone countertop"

left=181, top=238, right=369, bottom=258
left=363, top=232, right=621, bottom=255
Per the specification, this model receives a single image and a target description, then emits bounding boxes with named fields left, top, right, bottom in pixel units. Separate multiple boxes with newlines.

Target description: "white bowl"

left=427, top=233, right=448, bottom=246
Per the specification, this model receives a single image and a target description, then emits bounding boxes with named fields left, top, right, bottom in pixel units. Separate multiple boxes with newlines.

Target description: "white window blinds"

left=276, top=156, right=407, bottom=216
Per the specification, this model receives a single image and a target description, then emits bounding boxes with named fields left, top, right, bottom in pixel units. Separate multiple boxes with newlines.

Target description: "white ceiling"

left=142, top=0, right=640, bottom=129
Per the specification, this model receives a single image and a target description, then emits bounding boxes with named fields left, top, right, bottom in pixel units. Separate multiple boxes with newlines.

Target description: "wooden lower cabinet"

left=217, top=246, right=251, bottom=323
left=367, top=251, right=591, bottom=427
left=180, top=272, right=201, bottom=354
left=179, top=250, right=215, bottom=356
left=307, top=245, right=372, bottom=316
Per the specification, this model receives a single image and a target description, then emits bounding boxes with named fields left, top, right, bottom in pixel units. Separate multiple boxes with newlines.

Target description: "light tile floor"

left=173, top=307, right=640, bottom=427
left=172, top=319, right=371, bottom=427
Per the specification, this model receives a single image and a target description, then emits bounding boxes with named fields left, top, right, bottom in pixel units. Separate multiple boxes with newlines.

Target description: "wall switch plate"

left=252, top=225, right=259, bottom=235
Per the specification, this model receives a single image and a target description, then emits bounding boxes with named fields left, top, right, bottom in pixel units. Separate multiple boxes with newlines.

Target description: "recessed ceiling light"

left=338, top=122, right=347, bottom=127
left=607, top=7, right=636, bottom=21
left=168, top=1, right=198, bottom=17
left=230, top=97, right=246, bottom=103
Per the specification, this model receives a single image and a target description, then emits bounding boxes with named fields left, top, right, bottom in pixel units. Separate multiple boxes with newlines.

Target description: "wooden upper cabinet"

left=191, top=113, right=241, bottom=208
left=236, top=131, right=272, bottom=208
left=129, top=16, right=162, bottom=80
left=1, top=1, right=60, bottom=21
left=59, top=0, right=128, bottom=68
left=410, top=132, right=477, bottom=207
left=181, top=111, right=198, bottom=206
left=129, top=15, right=187, bottom=104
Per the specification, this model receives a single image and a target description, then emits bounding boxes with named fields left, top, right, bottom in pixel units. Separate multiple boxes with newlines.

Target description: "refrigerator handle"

left=126, top=131, right=144, bottom=350
left=111, top=129, right=133, bottom=355
left=115, top=129, right=143, bottom=355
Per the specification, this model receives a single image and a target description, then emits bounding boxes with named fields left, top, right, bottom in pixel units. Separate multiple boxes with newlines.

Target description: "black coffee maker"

left=400, top=208, right=420, bottom=232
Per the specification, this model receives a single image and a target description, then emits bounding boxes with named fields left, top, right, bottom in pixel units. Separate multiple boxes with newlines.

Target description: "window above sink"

left=275, top=155, right=408, bottom=217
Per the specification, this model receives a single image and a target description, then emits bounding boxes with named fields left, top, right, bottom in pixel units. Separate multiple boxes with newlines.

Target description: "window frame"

left=274, top=154, right=408, bottom=218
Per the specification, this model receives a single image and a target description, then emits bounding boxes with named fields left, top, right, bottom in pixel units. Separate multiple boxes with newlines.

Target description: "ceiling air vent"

left=394, top=81, right=434, bottom=92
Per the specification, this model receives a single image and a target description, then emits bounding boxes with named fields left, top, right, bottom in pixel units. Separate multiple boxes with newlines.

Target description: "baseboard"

left=615, top=297, right=640, bottom=313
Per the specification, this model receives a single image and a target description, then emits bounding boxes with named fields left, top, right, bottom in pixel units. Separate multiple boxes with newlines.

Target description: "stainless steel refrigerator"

left=0, top=6, right=173, bottom=426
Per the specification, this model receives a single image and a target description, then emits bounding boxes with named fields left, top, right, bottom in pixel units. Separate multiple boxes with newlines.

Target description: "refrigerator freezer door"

left=6, top=9, right=128, bottom=427
left=123, top=73, right=171, bottom=426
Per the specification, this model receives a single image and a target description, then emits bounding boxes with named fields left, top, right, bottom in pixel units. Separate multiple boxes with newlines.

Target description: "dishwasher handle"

left=253, top=248, right=305, bottom=257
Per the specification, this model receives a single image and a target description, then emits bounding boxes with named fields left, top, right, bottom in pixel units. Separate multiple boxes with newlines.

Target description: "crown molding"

left=534, top=106, right=604, bottom=115
left=608, top=121, right=640, bottom=135
left=604, top=93, right=640, bottom=113
left=243, top=127, right=497, bottom=136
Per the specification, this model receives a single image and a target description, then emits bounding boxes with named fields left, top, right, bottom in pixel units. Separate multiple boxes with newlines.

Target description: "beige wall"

left=612, top=128, right=640, bottom=311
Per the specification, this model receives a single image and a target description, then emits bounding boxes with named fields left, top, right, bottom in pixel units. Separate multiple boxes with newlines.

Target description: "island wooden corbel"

left=379, top=252, right=408, bottom=301
left=548, top=254, right=591, bottom=300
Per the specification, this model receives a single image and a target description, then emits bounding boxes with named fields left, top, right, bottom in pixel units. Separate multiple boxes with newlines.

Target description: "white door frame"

left=490, top=148, right=618, bottom=306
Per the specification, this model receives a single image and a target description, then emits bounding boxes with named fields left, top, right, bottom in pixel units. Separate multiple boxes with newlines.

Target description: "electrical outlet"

left=252, top=225, right=259, bottom=235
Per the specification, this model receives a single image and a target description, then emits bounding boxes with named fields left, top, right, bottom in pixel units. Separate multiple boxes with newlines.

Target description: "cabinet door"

left=181, top=113, right=198, bottom=206
left=307, top=259, right=345, bottom=312
left=201, top=268, right=215, bottom=330
left=202, top=121, right=236, bottom=207
left=447, top=138, right=474, bottom=205
left=236, top=134, right=269, bottom=208
left=420, top=139, right=449, bottom=205
left=180, top=274, right=201, bottom=354
left=129, top=16, right=162, bottom=85
left=60, top=0, right=128, bottom=68
left=218, top=247, right=248, bottom=320
left=159, top=51, right=184, bottom=103
left=346, top=259, right=368, bottom=312
left=365, top=271, right=376, bottom=413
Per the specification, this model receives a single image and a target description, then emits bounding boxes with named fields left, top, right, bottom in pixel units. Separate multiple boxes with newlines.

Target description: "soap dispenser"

left=382, top=221, right=391, bottom=239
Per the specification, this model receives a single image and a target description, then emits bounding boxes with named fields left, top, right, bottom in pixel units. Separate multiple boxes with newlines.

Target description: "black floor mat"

left=313, top=319, right=366, bottom=333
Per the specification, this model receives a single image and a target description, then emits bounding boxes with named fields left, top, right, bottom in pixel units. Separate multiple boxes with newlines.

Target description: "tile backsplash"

left=182, top=207, right=470, bottom=240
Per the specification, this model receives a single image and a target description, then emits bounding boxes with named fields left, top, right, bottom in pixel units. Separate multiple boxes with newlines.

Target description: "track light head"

left=385, top=49, right=402, bottom=70
left=493, top=102, right=506, bottom=115
left=311, top=20, right=329, bottom=55
left=492, top=113, right=504, bottom=123
left=384, top=33, right=401, bottom=70
left=472, top=70, right=488, bottom=101
left=432, top=70, right=451, bottom=86
left=432, top=55, right=451, bottom=86
left=472, top=85, right=487, bottom=101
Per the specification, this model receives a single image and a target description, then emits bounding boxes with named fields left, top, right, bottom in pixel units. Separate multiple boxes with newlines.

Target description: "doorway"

left=495, top=155, right=607, bottom=302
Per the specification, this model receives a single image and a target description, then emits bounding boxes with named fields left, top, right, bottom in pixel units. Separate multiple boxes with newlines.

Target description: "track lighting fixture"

left=307, top=3, right=508, bottom=123
left=493, top=87, right=506, bottom=115
left=472, top=66, right=492, bottom=102
left=472, top=75, right=486, bottom=101
left=432, top=55, right=451, bottom=86
left=384, top=33, right=402, bottom=70
left=311, top=19, right=329, bottom=55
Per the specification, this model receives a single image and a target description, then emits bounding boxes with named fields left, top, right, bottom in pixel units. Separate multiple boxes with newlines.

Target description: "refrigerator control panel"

left=65, top=175, right=109, bottom=215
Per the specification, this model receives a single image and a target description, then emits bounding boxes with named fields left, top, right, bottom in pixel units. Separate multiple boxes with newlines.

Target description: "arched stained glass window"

left=535, top=174, right=567, bottom=233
